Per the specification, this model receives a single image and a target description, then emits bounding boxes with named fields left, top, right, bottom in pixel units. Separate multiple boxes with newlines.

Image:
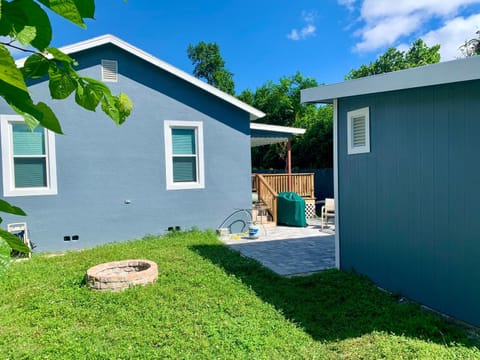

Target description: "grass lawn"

left=0, top=230, right=478, bottom=359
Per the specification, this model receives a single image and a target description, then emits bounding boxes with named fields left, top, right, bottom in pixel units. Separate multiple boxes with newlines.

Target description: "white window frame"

left=1, top=115, right=58, bottom=197
left=164, top=120, right=205, bottom=190
left=347, top=107, right=370, bottom=155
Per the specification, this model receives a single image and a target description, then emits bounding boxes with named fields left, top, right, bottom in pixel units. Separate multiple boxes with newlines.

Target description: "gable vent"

left=101, top=60, right=118, bottom=82
left=352, top=115, right=366, bottom=147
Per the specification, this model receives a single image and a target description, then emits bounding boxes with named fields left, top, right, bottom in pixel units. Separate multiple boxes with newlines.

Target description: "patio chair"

left=321, top=198, right=335, bottom=230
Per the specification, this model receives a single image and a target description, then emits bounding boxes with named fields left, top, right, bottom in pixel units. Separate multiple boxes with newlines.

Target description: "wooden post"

left=287, top=139, right=292, bottom=191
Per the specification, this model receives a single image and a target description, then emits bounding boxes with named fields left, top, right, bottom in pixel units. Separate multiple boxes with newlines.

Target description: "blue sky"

left=46, top=0, right=480, bottom=94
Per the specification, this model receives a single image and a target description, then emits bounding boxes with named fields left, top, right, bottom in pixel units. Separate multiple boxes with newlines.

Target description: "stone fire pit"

left=86, top=259, right=158, bottom=291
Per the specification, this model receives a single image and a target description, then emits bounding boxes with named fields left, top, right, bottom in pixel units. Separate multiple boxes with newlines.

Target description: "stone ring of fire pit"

left=86, top=259, right=158, bottom=291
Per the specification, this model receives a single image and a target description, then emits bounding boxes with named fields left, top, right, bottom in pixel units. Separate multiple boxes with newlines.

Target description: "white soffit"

left=250, top=123, right=306, bottom=147
left=16, top=34, right=266, bottom=121
left=251, top=137, right=289, bottom=147
left=250, top=122, right=305, bottom=134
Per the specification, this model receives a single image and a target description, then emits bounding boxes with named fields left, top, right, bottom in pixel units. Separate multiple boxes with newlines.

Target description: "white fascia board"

left=16, top=34, right=266, bottom=121
left=250, top=122, right=306, bottom=135
left=301, top=55, right=480, bottom=104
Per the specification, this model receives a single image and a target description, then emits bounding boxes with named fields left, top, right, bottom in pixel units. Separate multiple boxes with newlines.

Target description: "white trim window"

left=1, top=115, right=57, bottom=196
left=347, top=107, right=370, bottom=155
left=164, top=120, right=204, bottom=190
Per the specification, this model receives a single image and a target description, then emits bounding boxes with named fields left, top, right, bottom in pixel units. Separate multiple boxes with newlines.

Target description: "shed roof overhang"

left=250, top=123, right=306, bottom=147
left=301, top=55, right=480, bottom=104
left=16, top=34, right=266, bottom=121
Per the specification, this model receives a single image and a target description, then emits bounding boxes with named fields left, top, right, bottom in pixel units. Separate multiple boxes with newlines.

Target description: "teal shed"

left=301, top=56, right=480, bottom=327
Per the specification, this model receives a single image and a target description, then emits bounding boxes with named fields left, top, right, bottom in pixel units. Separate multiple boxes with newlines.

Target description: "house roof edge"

left=16, top=34, right=266, bottom=121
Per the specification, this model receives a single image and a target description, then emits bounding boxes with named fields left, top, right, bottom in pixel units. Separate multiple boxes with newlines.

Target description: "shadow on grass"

left=191, top=244, right=477, bottom=348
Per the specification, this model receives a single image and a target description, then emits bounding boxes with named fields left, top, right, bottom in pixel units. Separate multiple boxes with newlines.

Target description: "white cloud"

left=422, top=13, right=480, bottom=59
left=338, top=0, right=358, bottom=12
left=338, top=0, right=480, bottom=59
left=360, top=0, right=480, bottom=20
left=287, top=11, right=317, bottom=41
left=355, top=14, right=422, bottom=51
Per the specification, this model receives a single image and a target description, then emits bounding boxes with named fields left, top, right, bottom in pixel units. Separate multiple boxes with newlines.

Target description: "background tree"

left=187, top=41, right=235, bottom=95
left=0, top=0, right=132, bottom=277
left=459, top=30, right=480, bottom=56
left=346, top=39, right=440, bottom=79
left=238, top=72, right=333, bottom=169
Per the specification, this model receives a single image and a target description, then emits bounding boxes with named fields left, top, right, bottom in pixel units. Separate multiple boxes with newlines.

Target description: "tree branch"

left=0, top=42, right=38, bottom=55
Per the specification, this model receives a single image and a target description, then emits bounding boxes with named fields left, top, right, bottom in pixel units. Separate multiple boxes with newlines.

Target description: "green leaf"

left=46, top=47, right=76, bottom=64
left=7, top=94, right=63, bottom=134
left=21, top=53, right=50, bottom=79
left=18, top=110, right=40, bottom=130
left=15, top=25, right=36, bottom=46
left=75, top=81, right=102, bottom=111
left=0, top=79, right=45, bottom=125
left=116, top=92, right=133, bottom=124
left=0, top=44, right=28, bottom=92
left=37, top=0, right=95, bottom=28
left=101, top=93, right=132, bottom=125
left=34, top=102, right=63, bottom=134
left=48, top=65, right=77, bottom=99
left=74, top=0, right=95, bottom=19
left=0, top=0, right=52, bottom=50
left=0, top=199, right=26, bottom=216
left=0, top=228, right=30, bottom=253
left=100, top=92, right=120, bottom=124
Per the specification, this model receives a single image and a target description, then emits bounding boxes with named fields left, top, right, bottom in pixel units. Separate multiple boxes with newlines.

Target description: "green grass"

left=0, top=230, right=478, bottom=359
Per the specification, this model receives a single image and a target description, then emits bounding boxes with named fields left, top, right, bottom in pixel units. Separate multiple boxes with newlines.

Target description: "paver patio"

left=221, top=218, right=335, bottom=276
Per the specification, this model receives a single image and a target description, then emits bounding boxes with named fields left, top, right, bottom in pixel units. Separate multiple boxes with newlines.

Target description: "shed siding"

left=0, top=44, right=251, bottom=252
left=338, top=80, right=480, bottom=326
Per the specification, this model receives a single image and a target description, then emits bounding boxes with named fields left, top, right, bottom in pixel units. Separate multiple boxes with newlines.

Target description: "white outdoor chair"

left=321, top=198, right=335, bottom=230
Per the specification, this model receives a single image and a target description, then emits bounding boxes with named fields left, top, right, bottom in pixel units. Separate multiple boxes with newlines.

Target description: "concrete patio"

left=220, top=218, right=335, bottom=276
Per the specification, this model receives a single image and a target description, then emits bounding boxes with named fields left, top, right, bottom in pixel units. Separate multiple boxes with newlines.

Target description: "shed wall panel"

left=338, top=80, right=480, bottom=326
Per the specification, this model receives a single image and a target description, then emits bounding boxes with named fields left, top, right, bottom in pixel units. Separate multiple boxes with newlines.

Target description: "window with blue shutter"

left=172, top=128, right=197, bottom=182
left=12, top=124, right=48, bottom=188
left=164, top=121, right=204, bottom=190
left=1, top=115, right=58, bottom=196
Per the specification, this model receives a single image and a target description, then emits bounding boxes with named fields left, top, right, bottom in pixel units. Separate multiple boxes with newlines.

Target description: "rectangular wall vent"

left=352, top=116, right=366, bottom=147
left=101, top=60, right=118, bottom=82
left=347, top=107, right=370, bottom=155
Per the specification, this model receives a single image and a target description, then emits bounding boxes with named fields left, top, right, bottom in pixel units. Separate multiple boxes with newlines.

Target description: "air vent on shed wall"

left=352, top=115, right=366, bottom=147
left=347, top=107, right=370, bottom=155
left=101, top=59, right=118, bottom=82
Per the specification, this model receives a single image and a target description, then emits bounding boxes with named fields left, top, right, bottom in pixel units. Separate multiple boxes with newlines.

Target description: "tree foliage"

left=0, top=0, right=132, bottom=276
left=238, top=72, right=333, bottom=169
left=346, top=39, right=440, bottom=79
left=187, top=41, right=235, bottom=95
left=459, top=30, right=480, bottom=57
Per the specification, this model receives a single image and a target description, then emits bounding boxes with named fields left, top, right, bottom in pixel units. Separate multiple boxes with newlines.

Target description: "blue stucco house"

left=301, top=56, right=480, bottom=327
left=0, top=35, right=277, bottom=252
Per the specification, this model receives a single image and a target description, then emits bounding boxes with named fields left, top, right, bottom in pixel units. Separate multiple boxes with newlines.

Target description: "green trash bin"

left=277, top=192, right=307, bottom=227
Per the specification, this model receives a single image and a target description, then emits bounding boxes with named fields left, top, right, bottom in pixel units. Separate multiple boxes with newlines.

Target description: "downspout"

left=333, top=99, right=340, bottom=269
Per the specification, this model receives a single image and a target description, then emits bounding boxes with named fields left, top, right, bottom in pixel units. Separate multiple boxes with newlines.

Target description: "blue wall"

left=337, top=80, right=480, bottom=327
left=1, top=44, right=252, bottom=252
